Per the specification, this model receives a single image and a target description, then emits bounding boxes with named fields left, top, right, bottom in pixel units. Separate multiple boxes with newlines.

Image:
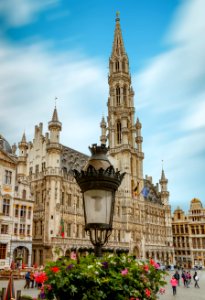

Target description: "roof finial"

left=116, top=11, right=120, bottom=21
left=55, top=96, right=58, bottom=108
left=162, top=159, right=164, bottom=170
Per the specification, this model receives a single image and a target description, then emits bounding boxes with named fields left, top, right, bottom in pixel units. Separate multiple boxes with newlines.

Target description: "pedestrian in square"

left=181, top=270, right=186, bottom=287
left=24, top=271, right=31, bottom=289
left=170, top=275, right=177, bottom=296
left=193, top=271, right=200, bottom=288
left=174, top=270, right=180, bottom=286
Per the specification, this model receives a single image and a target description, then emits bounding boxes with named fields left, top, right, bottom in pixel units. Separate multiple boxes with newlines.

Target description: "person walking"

left=174, top=270, right=180, bottom=286
left=193, top=271, right=200, bottom=288
left=24, top=271, right=31, bottom=289
left=186, top=271, right=191, bottom=287
left=181, top=271, right=186, bottom=287
left=30, top=270, right=35, bottom=288
left=170, top=275, right=178, bottom=296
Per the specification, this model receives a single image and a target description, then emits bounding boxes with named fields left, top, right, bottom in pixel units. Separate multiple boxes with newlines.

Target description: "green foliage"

left=20, top=295, right=33, bottom=300
left=41, top=254, right=167, bottom=300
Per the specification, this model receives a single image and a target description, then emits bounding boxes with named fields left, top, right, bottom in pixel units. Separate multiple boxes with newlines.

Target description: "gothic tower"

left=106, top=13, right=144, bottom=195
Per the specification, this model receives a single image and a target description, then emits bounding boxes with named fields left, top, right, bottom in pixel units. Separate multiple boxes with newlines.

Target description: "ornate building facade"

left=27, top=15, right=174, bottom=265
left=0, top=135, right=33, bottom=268
left=1, top=15, right=174, bottom=266
left=172, top=198, right=205, bottom=269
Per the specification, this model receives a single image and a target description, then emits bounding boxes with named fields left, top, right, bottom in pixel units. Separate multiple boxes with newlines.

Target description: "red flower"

left=51, top=266, right=60, bottom=273
left=35, top=272, right=48, bottom=283
left=150, top=259, right=155, bottom=266
left=145, top=288, right=151, bottom=297
left=143, top=264, right=149, bottom=272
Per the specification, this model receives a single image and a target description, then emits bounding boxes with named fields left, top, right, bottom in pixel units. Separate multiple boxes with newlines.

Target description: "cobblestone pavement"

left=0, top=279, right=39, bottom=298
left=0, top=270, right=204, bottom=299
left=158, top=270, right=205, bottom=300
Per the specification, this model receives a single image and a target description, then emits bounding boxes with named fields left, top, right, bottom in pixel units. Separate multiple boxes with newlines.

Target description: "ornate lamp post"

left=73, top=144, right=125, bottom=257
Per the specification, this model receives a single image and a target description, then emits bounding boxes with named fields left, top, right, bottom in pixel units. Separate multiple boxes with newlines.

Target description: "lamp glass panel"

left=84, top=189, right=112, bottom=224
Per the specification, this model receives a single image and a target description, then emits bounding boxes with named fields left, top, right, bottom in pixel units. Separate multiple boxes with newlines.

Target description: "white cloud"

left=135, top=0, right=205, bottom=208
left=182, top=94, right=205, bottom=130
left=0, top=0, right=59, bottom=27
left=0, top=39, right=107, bottom=154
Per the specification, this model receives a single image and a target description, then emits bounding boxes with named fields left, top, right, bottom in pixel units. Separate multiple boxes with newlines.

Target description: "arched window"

left=22, top=189, right=26, bottom=200
left=117, top=121, right=122, bottom=144
left=116, top=86, right=120, bottom=106
left=115, top=61, right=119, bottom=71
left=3, top=198, right=10, bottom=216
left=122, top=59, right=126, bottom=72
left=123, top=86, right=127, bottom=106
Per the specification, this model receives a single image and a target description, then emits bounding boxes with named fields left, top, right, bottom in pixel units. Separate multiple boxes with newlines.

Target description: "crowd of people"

left=24, top=268, right=44, bottom=289
left=170, top=269, right=200, bottom=295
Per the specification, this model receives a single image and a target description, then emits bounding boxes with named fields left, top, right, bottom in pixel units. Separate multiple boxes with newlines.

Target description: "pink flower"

left=70, top=252, right=77, bottom=260
left=154, top=262, right=160, bottom=269
left=121, top=268, right=128, bottom=275
left=145, top=288, right=151, bottom=297
left=159, top=287, right=166, bottom=294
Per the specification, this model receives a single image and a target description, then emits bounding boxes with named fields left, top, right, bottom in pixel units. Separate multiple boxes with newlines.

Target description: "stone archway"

left=13, top=246, right=29, bottom=266
left=133, top=246, right=140, bottom=258
left=65, top=249, right=71, bottom=257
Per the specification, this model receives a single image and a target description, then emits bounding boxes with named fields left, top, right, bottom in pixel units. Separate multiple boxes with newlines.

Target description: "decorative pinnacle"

left=55, top=96, right=58, bottom=108
left=116, top=11, right=120, bottom=21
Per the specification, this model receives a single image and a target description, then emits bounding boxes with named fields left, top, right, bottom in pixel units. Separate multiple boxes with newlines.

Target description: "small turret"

left=159, top=167, right=169, bottom=205
left=48, top=106, right=62, bottom=143
left=135, top=118, right=143, bottom=152
left=17, top=132, right=28, bottom=177
left=160, top=169, right=168, bottom=192
left=100, top=116, right=107, bottom=145
left=18, top=132, right=28, bottom=157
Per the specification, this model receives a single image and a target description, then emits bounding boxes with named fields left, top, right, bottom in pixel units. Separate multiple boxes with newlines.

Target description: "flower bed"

left=38, top=254, right=167, bottom=300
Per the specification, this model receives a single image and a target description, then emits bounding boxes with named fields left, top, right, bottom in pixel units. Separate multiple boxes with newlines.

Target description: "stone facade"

left=0, top=15, right=174, bottom=267
left=0, top=134, right=33, bottom=268
left=172, top=198, right=205, bottom=269
left=27, top=15, right=174, bottom=265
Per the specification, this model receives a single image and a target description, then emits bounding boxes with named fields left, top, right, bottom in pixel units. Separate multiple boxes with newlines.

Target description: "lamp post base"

left=94, top=245, right=102, bottom=257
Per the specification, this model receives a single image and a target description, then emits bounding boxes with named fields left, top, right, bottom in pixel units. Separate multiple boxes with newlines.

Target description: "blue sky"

left=0, top=0, right=205, bottom=212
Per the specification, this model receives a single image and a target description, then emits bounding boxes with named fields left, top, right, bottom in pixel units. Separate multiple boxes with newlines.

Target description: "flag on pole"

left=60, top=218, right=65, bottom=238
left=141, top=186, right=149, bottom=198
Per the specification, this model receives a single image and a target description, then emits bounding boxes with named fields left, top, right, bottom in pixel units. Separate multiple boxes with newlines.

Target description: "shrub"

left=40, top=254, right=166, bottom=300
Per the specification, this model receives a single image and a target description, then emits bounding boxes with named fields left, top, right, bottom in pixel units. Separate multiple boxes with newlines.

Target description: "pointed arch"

left=123, top=85, right=127, bottom=107
left=115, top=60, right=120, bottom=71
left=122, top=59, right=126, bottom=72
left=116, top=86, right=120, bottom=106
left=117, top=121, right=122, bottom=144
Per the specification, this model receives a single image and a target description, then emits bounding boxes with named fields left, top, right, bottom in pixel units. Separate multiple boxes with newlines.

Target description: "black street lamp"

left=73, top=144, right=125, bottom=257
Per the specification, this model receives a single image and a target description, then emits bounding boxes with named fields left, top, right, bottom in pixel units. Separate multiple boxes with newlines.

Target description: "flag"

left=60, top=218, right=65, bottom=238
left=141, top=186, right=149, bottom=198
left=133, top=182, right=140, bottom=197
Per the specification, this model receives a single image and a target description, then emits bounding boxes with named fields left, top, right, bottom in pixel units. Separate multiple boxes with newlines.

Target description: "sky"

left=0, top=0, right=205, bottom=212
